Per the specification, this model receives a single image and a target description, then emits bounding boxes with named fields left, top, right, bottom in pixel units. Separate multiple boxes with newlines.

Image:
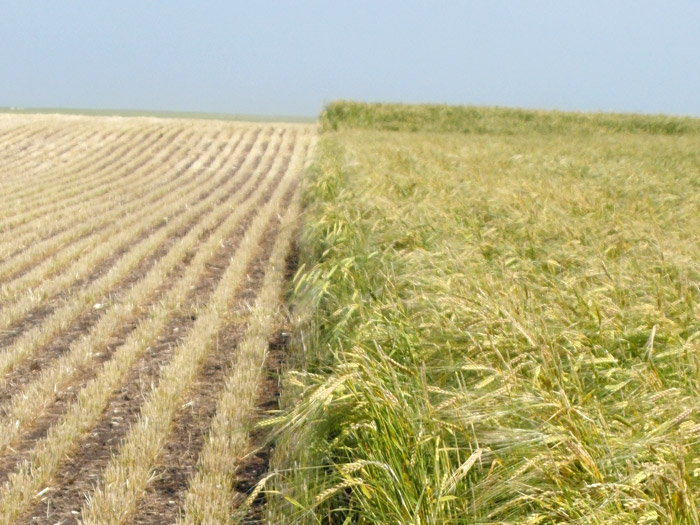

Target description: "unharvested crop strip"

left=179, top=158, right=306, bottom=524
left=0, top=129, right=272, bottom=384
left=0, top=128, right=287, bottom=459
left=78, top=134, right=309, bottom=524
left=0, top=129, right=303, bottom=523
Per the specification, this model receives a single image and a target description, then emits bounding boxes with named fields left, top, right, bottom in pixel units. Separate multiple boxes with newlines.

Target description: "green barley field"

left=268, top=102, right=700, bottom=523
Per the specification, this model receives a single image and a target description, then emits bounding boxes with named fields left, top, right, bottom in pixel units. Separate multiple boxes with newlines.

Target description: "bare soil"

left=0, top=119, right=310, bottom=523
left=18, top=146, right=295, bottom=524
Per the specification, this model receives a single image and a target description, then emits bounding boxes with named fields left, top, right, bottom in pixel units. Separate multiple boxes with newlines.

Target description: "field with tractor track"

left=0, top=113, right=314, bottom=523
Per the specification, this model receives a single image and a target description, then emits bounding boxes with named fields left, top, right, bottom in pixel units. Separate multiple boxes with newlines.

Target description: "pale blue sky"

left=2, top=1, right=699, bottom=117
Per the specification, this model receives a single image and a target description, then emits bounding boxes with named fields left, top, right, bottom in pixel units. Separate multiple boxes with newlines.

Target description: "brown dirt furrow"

left=0, top=128, right=278, bottom=472
left=133, top=177, right=301, bottom=525
left=133, top=218, right=282, bottom=525
left=0, top=228, right=167, bottom=351
left=0, top=129, right=269, bottom=400
left=0, top=228, right=185, bottom=409
left=0, top=243, right=197, bottom=487
left=0, top=125, right=179, bottom=269
left=0, top=129, right=261, bottom=351
left=22, top=210, right=274, bottom=523
left=235, top=329, right=290, bottom=525
left=236, top=238, right=301, bottom=525
left=20, top=142, right=296, bottom=525
left=0, top=209, right=183, bottom=352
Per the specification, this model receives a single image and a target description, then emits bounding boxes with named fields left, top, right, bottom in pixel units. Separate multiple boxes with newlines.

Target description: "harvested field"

left=0, top=113, right=314, bottom=523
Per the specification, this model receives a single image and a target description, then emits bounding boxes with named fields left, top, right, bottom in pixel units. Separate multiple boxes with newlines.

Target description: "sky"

left=1, top=1, right=699, bottom=118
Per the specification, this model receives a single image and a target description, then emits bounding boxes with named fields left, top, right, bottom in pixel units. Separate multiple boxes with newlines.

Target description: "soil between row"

left=0, top=115, right=313, bottom=523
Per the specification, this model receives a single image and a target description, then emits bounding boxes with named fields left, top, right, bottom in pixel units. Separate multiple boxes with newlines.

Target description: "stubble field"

left=0, top=113, right=314, bottom=523
left=5, top=104, right=700, bottom=524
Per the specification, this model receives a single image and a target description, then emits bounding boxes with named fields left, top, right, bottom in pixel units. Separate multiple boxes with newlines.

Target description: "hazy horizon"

left=2, top=2, right=699, bottom=118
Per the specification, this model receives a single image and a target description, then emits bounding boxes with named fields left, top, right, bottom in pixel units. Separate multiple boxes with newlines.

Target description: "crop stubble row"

left=0, top=128, right=232, bottom=301
left=0, top=124, right=194, bottom=263
left=0, top=127, right=256, bottom=339
left=0, top=124, right=154, bottom=228
left=0, top=114, right=313, bottom=523
left=0, top=120, right=102, bottom=188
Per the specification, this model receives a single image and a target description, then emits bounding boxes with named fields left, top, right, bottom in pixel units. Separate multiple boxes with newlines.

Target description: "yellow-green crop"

left=269, top=102, right=700, bottom=523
